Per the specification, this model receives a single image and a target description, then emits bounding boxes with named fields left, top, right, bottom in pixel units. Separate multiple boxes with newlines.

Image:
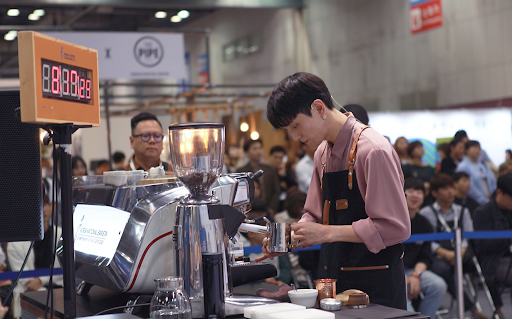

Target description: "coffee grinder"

left=169, top=123, right=227, bottom=319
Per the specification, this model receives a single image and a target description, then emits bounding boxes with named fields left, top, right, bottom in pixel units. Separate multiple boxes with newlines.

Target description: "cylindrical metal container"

left=314, top=279, right=337, bottom=301
left=266, top=222, right=292, bottom=253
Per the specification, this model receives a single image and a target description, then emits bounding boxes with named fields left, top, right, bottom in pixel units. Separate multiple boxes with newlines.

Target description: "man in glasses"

left=124, top=112, right=169, bottom=172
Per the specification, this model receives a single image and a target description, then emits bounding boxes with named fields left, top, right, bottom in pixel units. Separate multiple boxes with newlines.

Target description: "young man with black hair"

left=454, top=130, right=495, bottom=172
left=440, top=138, right=465, bottom=177
left=472, top=173, right=512, bottom=319
left=403, top=177, right=447, bottom=319
left=419, top=174, right=486, bottom=319
left=260, top=72, right=410, bottom=309
left=112, top=151, right=126, bottom=170
left=125, top=112, right=168, bottom=172
left=453, top=171, right=480, bottom=217
left=456, top=140, right=496, bottom=205
left=237, top=139, right=281, bottom=215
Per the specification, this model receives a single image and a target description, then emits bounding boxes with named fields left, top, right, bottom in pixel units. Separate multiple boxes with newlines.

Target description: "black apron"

left=317, top=127, right=407, bottom=309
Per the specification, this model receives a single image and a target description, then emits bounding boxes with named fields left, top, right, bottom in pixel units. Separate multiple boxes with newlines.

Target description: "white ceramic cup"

left=288, top=289, right=319, bottom=308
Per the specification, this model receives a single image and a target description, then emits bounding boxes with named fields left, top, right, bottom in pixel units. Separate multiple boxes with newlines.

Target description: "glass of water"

left=150, top=277, right=192, bottom=319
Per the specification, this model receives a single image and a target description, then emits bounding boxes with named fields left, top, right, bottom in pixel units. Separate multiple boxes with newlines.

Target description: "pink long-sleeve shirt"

left=300, top=114, right=411, bottom=254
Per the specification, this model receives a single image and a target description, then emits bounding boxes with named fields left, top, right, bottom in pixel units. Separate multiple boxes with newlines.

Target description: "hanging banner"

left=410, top=0, right=443, bottom=34
left=197, top=53, right=209, bottom=85
left=44, top=32, right=187, bottom=80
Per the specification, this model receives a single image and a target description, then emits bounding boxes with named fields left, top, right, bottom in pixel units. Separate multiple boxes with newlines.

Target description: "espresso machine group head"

left=169, top=122, right=228, bottom=318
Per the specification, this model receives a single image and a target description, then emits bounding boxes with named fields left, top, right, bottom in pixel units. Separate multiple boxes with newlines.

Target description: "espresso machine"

left=60, top=170, right=275, bottom=296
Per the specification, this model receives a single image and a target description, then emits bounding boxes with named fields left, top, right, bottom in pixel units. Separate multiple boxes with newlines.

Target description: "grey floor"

left=438, top=288, right=511, bottom=319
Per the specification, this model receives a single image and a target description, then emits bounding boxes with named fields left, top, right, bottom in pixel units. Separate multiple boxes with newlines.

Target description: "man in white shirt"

left=295, top=142, right=315, bottom=194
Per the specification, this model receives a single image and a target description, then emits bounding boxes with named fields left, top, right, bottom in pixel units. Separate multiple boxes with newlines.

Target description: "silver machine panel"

left=58, top=173, right=249, bottom=294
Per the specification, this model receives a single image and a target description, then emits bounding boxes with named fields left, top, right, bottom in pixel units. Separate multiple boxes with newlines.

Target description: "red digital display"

left=41, top=58, right=93, bottom=104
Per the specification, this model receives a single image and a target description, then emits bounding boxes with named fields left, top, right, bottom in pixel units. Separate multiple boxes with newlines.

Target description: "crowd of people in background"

left=393, top=131, right=512, bottom=319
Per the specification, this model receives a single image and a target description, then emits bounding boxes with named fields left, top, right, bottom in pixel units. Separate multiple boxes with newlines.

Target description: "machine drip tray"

left=225, top=295, right=279, bottom=315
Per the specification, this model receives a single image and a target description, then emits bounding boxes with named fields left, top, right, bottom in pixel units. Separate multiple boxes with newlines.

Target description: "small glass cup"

left=314, top=279, right=337, bottom=301
left=150, top=277, right=192, bottom=319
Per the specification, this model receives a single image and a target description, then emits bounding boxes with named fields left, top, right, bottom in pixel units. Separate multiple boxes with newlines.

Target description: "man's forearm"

left=435, top=246, right=449, bottom=258
left=325, top=225, right=363, bottom=243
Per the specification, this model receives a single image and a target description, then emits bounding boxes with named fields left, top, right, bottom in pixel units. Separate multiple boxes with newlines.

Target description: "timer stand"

left=50, top=124, right=76, bottom=319
left=44, top=124, right=89, bottom=319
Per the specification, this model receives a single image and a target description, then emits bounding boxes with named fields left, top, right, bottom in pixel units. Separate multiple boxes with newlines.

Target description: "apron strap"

left=348, top=125, right=369, bottom=190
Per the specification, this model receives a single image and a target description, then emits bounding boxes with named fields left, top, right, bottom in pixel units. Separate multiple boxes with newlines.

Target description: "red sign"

left=410, top=0, right=443, bottom=34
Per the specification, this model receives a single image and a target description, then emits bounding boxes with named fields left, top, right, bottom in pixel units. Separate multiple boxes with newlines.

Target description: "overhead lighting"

left=155, top=11, right=167, bottom=19
left=250, top=132, right=260, bottom=140
left=33, top=9, right=45, bottom=17
left=240, top=122, right=249, bottom=132
left=4, top=31, right=17, bottom=41
left=7, top=9, right=20, bottom=17
left=170, top=15, right=182, bottom=23
left=28, top=13, right=40, bottom=21
left=178, top=10, right=190, bottom=19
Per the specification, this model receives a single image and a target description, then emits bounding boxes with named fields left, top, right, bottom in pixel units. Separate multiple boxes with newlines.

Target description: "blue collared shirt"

left=456, top=157, right=496, bottom=205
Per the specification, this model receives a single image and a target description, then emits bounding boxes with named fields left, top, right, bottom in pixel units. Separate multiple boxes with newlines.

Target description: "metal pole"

left=205, top=29, right=211, bottom=85
left=454, top=228, right=464, bottom=319
left=54, top=124, right=76, bottom=319
left=104, top=83, right=113, bottom=168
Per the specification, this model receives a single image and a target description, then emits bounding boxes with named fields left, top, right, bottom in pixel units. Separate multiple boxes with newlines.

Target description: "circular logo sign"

left=133, top=36, right=164, bottom=67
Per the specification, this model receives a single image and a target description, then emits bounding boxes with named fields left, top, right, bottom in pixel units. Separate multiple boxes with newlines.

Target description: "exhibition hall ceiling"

left=0, top=0, right=303, bottom=77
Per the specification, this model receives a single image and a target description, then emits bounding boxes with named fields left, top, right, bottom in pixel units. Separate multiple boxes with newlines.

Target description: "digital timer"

left=41, top=59, right=93, bottom=104
left=18, top=31, right=100, bottom=126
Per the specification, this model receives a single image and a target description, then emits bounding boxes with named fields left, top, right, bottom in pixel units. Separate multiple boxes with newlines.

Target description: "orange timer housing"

left=18, top=31, right=100, bottom=126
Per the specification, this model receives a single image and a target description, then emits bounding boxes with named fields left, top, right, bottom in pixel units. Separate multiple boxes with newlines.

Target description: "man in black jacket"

left=473, top=173, right=512, bottom=318
left=403, top=178, right=447, bottom=319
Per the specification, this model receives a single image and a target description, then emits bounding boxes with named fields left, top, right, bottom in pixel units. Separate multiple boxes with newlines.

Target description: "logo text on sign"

left=410, top=0, right=443, bottom=34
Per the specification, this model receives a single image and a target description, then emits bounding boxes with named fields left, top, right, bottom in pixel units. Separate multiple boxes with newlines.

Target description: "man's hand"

left=25, top=278, right=43, bottom=291
left=254, top=237, right=285, bottom=262
left=443, top=250, right=456, bottom=265
left=436, top=247, right=456, bottom=265
left=0, top=297, right=8, bottom=319
left=291, top=222, right=330, bottom=248
left=408, top=276, right=421, bottom=299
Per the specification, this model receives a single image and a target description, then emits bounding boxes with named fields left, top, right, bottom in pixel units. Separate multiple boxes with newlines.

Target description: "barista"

left=258, top=72, right=411, bottom=309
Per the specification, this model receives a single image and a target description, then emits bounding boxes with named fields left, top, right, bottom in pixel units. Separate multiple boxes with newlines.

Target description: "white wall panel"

left=369, top=108, right=512, bottom=166
left=179, top=1, right=512, bottom=112
left=489, top=65, right=507, bottom=99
